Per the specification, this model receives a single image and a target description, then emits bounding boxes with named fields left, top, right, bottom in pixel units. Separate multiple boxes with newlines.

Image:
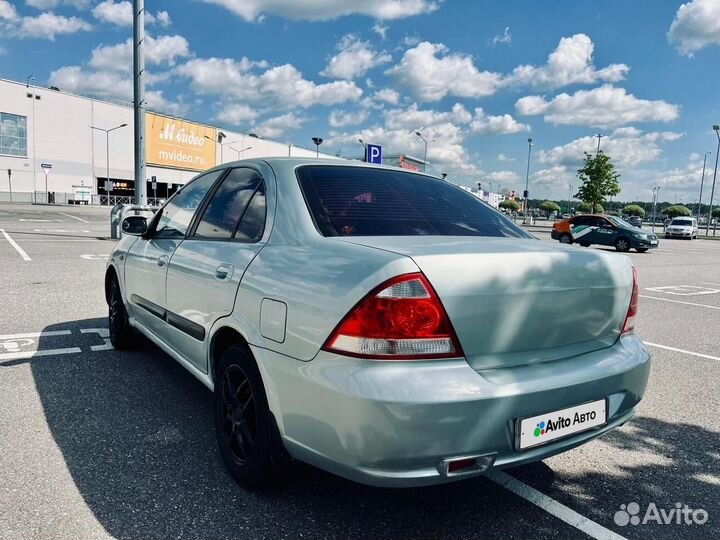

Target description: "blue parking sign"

left=367, top=144, right=382, bottom=164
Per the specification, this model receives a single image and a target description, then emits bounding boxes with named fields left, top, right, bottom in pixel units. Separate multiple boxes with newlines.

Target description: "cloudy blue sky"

left=1, top=0, right=719, bottom=202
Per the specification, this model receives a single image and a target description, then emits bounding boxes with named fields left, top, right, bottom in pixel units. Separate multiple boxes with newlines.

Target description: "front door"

left=165, top=167, right=271, bottom=371
left=124, top=168, right=226, bottom=342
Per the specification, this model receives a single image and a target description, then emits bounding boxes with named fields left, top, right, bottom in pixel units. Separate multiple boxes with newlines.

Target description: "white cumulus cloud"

left=201, top=0, right=438, bottom=21
left=253, top=112, right=307, bottom=138
left=668, top=0, right=720, bottom=56
left=386, top=41, right=502, bottom=101
left=329, top=109, right=370, bottom=127
left=321, top=34, right=391, bottom=80
left=504, top=34, right=629, bottom=89
left=515, top=85, right=679, bottom=128
left=470, top=107, right=530, bottom=135
left=92, top=0, right=172, bottom=27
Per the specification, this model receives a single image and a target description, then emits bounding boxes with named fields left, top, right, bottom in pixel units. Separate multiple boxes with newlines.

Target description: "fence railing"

left=0, top=191, right=165, bottom=207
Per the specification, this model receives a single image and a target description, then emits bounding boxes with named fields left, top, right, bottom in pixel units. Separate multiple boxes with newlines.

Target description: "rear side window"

left=296, top=165, right=532, bottom=238
left=194, top=168, right=262, bottom=239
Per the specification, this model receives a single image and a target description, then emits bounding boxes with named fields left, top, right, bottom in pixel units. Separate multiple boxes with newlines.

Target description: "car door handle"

left=215, top=264, right=234, bottom=280
left=157, top=255, right=169, bottom=267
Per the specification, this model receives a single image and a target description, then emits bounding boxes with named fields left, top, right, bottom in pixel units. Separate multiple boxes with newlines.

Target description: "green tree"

left=623, top=204, right=646, bottom=217
left=539, top=200, right=561, bottom=214
left=575, top=152, right=621, bottom=213
left=664, top=205, right=691, bottom=218
left=576, top=201, right=604, bottom=214
left=712, top=208, right=720, bottom=219
left=499, top=199, right=520, bottom=212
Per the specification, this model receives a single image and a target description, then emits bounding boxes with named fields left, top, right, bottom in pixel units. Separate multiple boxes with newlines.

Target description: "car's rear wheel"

left=214, top=344, right=274, bottom=489
left=108, top=277, right=136, bottom=350
left=559, top=233, right=573, bottom=244
left=636, top=248, right=648, bottom=253
left=614, top=237, right=631, bottom=252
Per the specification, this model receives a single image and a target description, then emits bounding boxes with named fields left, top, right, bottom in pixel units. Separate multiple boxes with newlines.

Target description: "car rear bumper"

left=253, top=335, right=651, bottom=487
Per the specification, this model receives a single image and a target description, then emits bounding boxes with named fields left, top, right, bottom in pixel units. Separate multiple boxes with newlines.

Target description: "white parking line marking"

left=81, top=328, right=112, bottom=351
left=80, top=254, right=109, bottom=260
left=59, top=212, right=90, bottom=223
left=639, top=295, right=720, bottom=310
left=0, top=330, right=71, bottom=340
left=487, top=471, right=627, bottom=540
left=32, top=228, right=91, bottom=233
left=645, top=285, right=720, bottom=296
left=645, top=342, right=720, bottom=362
left=0, top=228, right=31, bottom=261
left=0, top=347, right=81, bottom=361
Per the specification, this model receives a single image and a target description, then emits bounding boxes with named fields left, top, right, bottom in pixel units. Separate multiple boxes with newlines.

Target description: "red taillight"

left=323, top=272, right=463, bottom=360
left=622, top=266, right=639, bottom=334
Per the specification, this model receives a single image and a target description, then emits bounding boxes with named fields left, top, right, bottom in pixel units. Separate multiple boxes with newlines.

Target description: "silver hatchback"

left=106, top=159, right=650, bottom=488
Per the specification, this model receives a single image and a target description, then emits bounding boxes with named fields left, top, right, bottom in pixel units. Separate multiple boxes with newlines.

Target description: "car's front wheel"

left=559, top=233, right=573, bottom=244
left=614, top=237, right=631, bottom=252
left=108, top=277, right=136, bottom=350
left=214, top=344, right=274, bottom=489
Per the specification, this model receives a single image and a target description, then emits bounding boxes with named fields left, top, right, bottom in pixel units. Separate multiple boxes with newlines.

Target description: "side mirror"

left=121, top=215, right=148, bottom=236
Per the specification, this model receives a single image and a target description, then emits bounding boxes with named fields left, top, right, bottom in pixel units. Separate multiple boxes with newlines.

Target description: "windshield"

left=608, top=216, right=636, bottom=229
left=671, top=219, right=693, bottom=226
left=297, top=165, right=533, bottom=238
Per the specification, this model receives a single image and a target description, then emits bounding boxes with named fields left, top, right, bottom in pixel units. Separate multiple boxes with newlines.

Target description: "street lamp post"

left=707, top=125, right=720, bottom=235
left=91, top=123, right=128, bottom=203
left=358, top=138, right=367, bottom=161
left=415, top=131, right=428, bottom=172
left=568, top=184, right=573, bottom=214
left=595, top=133, right=604, bottom=156
left=697, top=152, right=711, bottom=220
left=524, top=137, right=533, bottom=221
left=227, top=145, right=253, bottom=160
left=312, top=137, right=323, bottom=158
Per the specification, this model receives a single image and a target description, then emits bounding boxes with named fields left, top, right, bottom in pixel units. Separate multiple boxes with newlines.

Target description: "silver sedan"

left=106, top=158, right=650, bottom=488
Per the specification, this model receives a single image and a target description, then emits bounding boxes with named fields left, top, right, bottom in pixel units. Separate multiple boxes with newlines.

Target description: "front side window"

left=297, top=165, right=532, bottom=238
left=0, top=112, right=28, bottom=157
left=154, top=169, right=224, bottom=237
left=194, top=168, right=263, bottom=239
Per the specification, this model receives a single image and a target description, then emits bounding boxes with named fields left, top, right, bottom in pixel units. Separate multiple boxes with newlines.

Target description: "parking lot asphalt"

left=1, top=203, right=719, bottom=540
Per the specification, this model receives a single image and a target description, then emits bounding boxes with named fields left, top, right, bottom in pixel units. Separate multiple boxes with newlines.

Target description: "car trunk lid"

left=337, top=237, right=633, bottom=370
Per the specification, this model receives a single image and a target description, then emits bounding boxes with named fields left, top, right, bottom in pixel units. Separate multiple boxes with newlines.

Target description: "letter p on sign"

left=367, top=144, right=382, bottom=164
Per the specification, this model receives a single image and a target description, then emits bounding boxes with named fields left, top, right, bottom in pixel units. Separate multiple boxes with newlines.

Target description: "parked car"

left=551, top=214, right=659, bottom=252
left=627, top=215, right=643, bottom=228
left=665, top=217, right=698, bottom=239
left=107, top=159, right=650, bottom=488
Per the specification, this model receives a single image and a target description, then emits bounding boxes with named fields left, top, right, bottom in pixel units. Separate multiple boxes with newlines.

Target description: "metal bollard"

left=110, top=203, right=125, bottom=239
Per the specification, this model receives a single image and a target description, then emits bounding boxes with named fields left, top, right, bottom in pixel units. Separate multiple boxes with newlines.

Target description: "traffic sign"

left=41, top=163, right=52, bottom=169
left=367, top=144, right=382, bottom=164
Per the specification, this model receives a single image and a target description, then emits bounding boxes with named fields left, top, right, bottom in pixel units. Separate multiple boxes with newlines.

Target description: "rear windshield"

left=297, top=165, right=533, bottom=238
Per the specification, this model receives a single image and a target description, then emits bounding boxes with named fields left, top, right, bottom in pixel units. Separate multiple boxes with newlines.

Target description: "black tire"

left=108, top=277, right=136, bottom=350
left=579, top=243, right=590, bottom=247
left=614, top=237, right=631, bottom=252
left=559, top=233, right=573, bottom=244
left=636, top=248, right=648, bottom=253
left=214, top=344, right=275, bottom=489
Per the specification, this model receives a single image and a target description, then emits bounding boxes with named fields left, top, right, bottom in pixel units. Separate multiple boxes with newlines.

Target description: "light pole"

left=312, top=137, right=323, bottom=158
left=568, top=184, right=573, bottom=214
left=26, top=75, right=38, bottom=200
left=595, top=133, right=604, bottom=156
left=358, top=138, right=367, bottom=161
left=415, top=131, right=428, bottom=172
left=651, top=186, right=661, bottom=232
left=697, top=152, right=711, bottom=220
left=132, top=0, right=147, bottom=206
left=707, top=125, right=720, bottom=235
left=205, top=132, right=229, bottom=163
left=92, top=123, right=128, bottom=202
left=228, top=145, right=252, bottom=160
left=524, top=137, right=533, bottom=221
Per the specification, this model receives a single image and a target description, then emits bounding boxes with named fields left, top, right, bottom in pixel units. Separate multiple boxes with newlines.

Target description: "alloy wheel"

left=221, top=365, right=257, bottom=465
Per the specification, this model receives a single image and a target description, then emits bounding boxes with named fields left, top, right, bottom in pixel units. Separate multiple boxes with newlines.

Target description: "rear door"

left=164, top=166, right=271, bottom=372
left=594, top=217, right=617, bottom=246
left=124, top=169, right=224, bottom=337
